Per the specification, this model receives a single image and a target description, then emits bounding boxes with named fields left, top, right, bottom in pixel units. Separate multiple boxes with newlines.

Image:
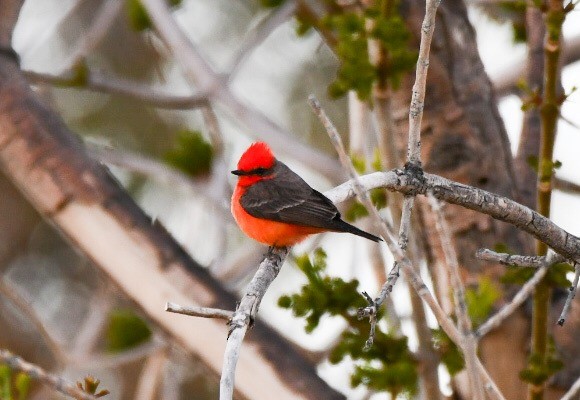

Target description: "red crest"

left=237, top=142, right=275, bottom=171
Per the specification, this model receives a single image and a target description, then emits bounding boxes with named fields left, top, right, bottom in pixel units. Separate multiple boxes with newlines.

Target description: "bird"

left=231, top=141, right=382, bottom=247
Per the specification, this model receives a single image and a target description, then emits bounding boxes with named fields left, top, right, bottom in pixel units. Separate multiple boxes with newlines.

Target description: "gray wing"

left=239, top=161, right=341, bottom=228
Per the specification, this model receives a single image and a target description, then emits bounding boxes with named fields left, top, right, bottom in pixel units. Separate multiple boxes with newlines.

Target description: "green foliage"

left=127, top=0, right=183, bottom=31
left=501, top=262, right=573, bottom=288
left=279, top=249, right=418, bottom=396
left=278, top=249, right=365, bottom=332
left=0, top=364, right=31, bottom=400
left=520, top=338, right=563, bottom=385
left=493, top=242, right=513, bottom=254
left=526, top=155, right=539, bottom=173
left=77, top=376, right=110, bottom=398
left=344, top=202, right=369, bottom=222
left=318, top=2, right=415, bottom=100
left=432, top=329, right=465, bottom=376
left=370, top=188, right=388, bottom=210
left=164, top=130, right=214, bottom=177
left=106, top=309, right=152, bottom=352
left=546, top=262, right=574, bottom=288
left=350, top=153, right=367, bottom=174
left=465, top=277, right=502, bottom=327
left=371, top=148, right=383, bottom=171
left=500, top=266, right=536, bottom=285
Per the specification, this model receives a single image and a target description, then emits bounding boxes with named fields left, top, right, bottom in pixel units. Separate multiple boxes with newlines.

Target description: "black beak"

left=231, top=170, right=246, bottom=176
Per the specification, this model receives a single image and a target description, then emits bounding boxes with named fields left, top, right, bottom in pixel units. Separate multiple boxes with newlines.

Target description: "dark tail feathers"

left=334, top=219, right=382, bottom=242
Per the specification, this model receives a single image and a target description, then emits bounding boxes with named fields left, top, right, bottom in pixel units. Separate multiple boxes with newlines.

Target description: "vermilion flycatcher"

left=231, top=142, right=382, bottom=247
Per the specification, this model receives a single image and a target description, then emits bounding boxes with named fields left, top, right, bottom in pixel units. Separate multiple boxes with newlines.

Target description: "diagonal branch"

left=220, top=247, right=289, bottom=400
left=0, top=349, right=98, bottom=400
left=326, top=170, right=580, bottom=264
left=138, top=0, right=344, bottom=182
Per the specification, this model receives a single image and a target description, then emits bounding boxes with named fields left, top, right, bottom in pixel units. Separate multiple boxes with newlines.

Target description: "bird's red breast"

left=231, top=184, right=324, bottom=246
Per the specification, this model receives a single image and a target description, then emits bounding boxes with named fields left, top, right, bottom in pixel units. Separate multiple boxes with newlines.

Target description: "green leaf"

left=432, top=329, right=465, bottom=376
left=526, top=155, right=539, bottom=173
left=345, top=202, right=369, bottom=222
left=520, top=338, right=563, bottom=385
left=14, top=373, right=30, bottom=400
left=350, top=153, right=366, bottom=174
left=465, top=277, right=502, bottom=327
left=0, top=364, right=12, bottom=400
left=164, top=130, right=213, bottom=177
left=106, top=309, right=152, bottom=352
left=370, top=188, right=387, bottom=210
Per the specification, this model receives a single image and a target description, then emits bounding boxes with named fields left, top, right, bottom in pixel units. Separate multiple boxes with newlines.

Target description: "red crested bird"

left=231, top=142, right=382, bottom=247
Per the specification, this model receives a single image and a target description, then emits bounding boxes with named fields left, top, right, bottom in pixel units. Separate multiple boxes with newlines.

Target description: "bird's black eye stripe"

left=250, top=167, right=270, bottom=176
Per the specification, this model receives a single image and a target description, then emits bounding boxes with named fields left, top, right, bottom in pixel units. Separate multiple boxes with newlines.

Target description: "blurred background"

left=1, top=0, right=579, bottom=399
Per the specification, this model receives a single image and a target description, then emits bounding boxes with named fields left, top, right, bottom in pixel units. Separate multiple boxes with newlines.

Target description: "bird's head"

left=232, top=142, right=276, bottom=186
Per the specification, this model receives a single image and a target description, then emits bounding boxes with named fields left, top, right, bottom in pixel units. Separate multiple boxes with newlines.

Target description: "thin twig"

left=475, top=248, right=565, bottom=268
left=227, top=1, right=297, bottom=80
left=474, top=254, right=561, bottom=338
left=428, top=194, right=484, bottom=400
left=0, top=279, right=66, bottom=366
left=59, top=0, right=123, bottom=72
left=557, top=262, right=579, bottom=326
left=220, top=247, right=289, bottom=400
left=309, top=94, right=402, bottom=347
left=308, top=95, right=399, bottom=251
left=24, top=70, right=210, bottom=110
left=310, top=99, right=505, bottom=400
left=554, top=176, right=580, bottom=195
left=139, top=0, right=344, bottom=181
left=86, top=141, right=231, bottom=222
left=324, top=169, right=580, bottom=264
left=560, top=373, right=580, bottom=400
left=165, top=302, right=233, bottom=320
left=0, top=349, right=98, bottom=400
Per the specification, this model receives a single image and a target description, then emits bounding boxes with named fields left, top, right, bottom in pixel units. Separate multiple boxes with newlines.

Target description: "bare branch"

left=308, top=95, right=399, bottom=252
left=139, top=0, right=344, bottom=181
left=0, top=349, right=98, bottom=400
left=560, top=373, right=580, bottom=400
left=325, top=170, right=580, bottom=264
left=86, top=142, right=232, bottom=223
left=227, top=1, right=297, bottom=80
left=220, top=246, right=289, bottom=400
left=493, top=33, right=580, bottom=97
left=428, top=194, right=484, bottom=400
left=165, top=302, right=233, bottom=320
left=59, top=0, right=123, bottom=72
left=24, top=70, right=210, bottom=110
left=475, top=248, right=565, bottom=268
left=557, top=262, right=579, bottom=326
left=554, top=176, right=580, bottom=195
left=475, top=256, right=553, bottom=338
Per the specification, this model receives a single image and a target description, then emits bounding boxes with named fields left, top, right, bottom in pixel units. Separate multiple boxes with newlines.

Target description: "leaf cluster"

left=501, top=262, right=573, bottom=289
left=520, top=337, right=563, bottom=385
left=278, top=249, right=417, bottom=396
left=321, top=4, right=416, bottom=100
left=431, top=328, right=465, bottom=376
left=164, top=130, right=214, bottom=177
left=77, top=376, right=110, bottom=398
left=344, top=151, right=388, bottom=221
